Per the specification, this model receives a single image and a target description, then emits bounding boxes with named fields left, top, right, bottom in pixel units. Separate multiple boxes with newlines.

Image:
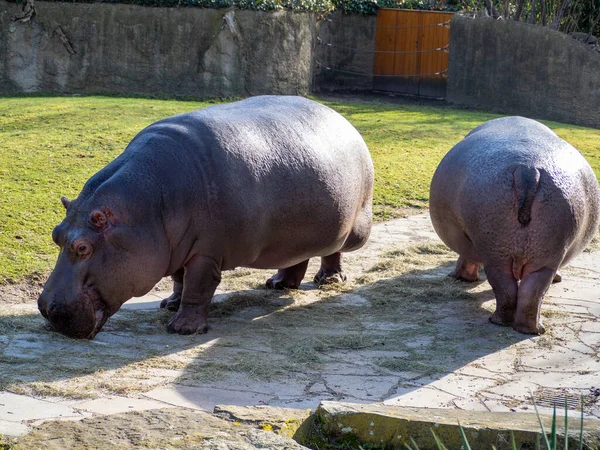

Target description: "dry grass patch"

left=584, top=232, right=600, bottom=253
left=0, top=239, right=527, bottom=400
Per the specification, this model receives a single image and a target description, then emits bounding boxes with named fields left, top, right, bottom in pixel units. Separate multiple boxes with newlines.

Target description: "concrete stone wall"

left=313, top=12, right=376, bottom=92
left=0, top=1, right=316, bottom=97
left=447, top=15, right=600, bottom=129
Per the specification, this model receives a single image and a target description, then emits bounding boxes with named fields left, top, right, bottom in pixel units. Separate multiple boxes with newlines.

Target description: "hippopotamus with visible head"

left=430, top=117, right=600, bottom=334
left=38, top=96, right=374, bottom=338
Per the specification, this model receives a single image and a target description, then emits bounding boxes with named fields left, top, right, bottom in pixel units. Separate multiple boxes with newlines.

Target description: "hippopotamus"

left=38, top=96, right=374, bottom=339
left=430, top=116, right=600, bottom=334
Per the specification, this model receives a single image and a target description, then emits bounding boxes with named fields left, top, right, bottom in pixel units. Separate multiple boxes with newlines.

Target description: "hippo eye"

left=76, top=243, right=91, bottom=257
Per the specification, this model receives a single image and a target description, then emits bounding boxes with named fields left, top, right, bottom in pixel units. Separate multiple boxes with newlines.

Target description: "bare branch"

left=483, top=0, right=500, bottom=19
left=549, top=0, right=571, bottom=29
left=514, top=0, right=525, bottom=21
left=585, top=11, right=600, bottom=43
left=540, top=0, right=546, bottom=25
left=529, top=0, right=537, bottom=23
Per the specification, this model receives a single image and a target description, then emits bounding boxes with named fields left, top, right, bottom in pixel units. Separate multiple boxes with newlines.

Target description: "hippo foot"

left=266, top=276, right=300, bottom=290
left=512, top=320, right=546, bottom=335
left=160, top=293, right=182, bottom=312
left=167, top=306, right=209, bottom=335
left=449, top=271, right=479, bottom=282
left=552, top=272, right=562, bottom=283
left=314, top=269, right=346, bottom=286
left=265, top=275, right=300, bottom=289
left=449, top=257, right=480, bottom=282
left=266, top=260, right=309, bottom=290
left=489, top=311, right=513, bottom=327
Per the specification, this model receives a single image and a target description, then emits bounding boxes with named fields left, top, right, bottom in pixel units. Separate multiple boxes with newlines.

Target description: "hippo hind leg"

left=450, top=256, right=481, bottom=282
left=485, top=264, right=518, bottom=327
left=513, top=267, right=554, bottom=335
left=266, top=259, right=309, bottom=290
left=314, top=252, right=347, bottom=285
left=160, top=268, right=184, bottom=311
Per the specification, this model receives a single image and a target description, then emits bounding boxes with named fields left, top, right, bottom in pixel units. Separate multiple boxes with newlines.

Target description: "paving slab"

left=0, top=419, right=29, bottom=437
left=0, top=392, right=81, bottom=423
left=144, top=386, right=275, bottom=412
left=71, top=396, right=174, bottom=415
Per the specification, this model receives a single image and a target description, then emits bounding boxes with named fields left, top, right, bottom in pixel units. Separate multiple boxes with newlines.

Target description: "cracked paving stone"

left=321, top=375, right=400, bottom=400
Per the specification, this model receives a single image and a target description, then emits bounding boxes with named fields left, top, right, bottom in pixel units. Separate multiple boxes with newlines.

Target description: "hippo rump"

left=38, top=96, right=374, bottom=338
left=430, top=117, right=599, bottom=334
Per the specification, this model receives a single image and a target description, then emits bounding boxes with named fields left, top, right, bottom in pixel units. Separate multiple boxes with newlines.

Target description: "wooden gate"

left=374, top=9, right=453, bottom=98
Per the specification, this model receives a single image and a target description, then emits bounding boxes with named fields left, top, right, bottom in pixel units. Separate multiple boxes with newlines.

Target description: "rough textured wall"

left=313, top=12, right=376, bottom=92
left=447, top=15, right=600, bottom=129
left=0, top=1, right=316, bottom=97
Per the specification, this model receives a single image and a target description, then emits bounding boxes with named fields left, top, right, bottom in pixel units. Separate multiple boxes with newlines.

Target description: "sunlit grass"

left=1, top=95, right=599, bottom=283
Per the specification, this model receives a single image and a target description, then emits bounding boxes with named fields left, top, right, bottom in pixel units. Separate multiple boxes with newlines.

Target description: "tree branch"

left=514, top=0, right=525, bottom=21
left=585, top=11, right=600, bottom=43
left=549, top=0, right=571, bottom=30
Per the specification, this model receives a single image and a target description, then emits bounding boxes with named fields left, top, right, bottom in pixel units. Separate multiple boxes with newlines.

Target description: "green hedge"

left=7, top=0, right=459, bottom=15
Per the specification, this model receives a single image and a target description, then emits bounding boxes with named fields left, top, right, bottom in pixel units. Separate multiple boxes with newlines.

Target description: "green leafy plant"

left=5, top=0, right=460, bottom=15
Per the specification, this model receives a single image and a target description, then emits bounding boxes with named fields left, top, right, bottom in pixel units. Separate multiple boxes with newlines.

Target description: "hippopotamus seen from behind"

left=38, top=96, right=374, bottom=338
left=430, top=117, right=600, bottom=334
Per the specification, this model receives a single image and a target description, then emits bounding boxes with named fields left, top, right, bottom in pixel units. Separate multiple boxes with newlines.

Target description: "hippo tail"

left=512, top=165, right=540, bottom=227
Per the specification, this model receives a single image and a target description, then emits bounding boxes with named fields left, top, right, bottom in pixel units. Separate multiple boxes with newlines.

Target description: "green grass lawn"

left=1, top=95, right=599, bottom=283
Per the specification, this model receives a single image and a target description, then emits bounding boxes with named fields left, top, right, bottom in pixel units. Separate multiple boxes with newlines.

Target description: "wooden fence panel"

left=373, top=9, right=453, bottom=98
left=374, top=10, right=398, bottom=77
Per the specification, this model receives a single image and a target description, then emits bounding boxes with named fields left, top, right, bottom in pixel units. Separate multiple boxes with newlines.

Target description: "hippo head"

left=38, top=196, right=166, bottom=339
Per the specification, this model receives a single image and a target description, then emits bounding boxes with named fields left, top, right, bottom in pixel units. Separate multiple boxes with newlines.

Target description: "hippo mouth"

left=41, top=284, right=111, bottom=339
left=83, top=284, right=111, bottom=339
left=88, top=309, right=108, bottom=339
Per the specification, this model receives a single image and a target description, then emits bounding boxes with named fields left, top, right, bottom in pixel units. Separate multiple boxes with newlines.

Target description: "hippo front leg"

left=513, top=267, right=554, bottom=335
left=167, top=256, right=221, bottom=335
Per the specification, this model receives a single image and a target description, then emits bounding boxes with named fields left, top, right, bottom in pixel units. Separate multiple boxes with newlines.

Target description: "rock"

left=569, top=32, right=598, bottom=45
left=13, top=408, right=309, bottom=450
left=213, top=404, right=313, bottom=438
left=308, top=401, right=600, bottom=449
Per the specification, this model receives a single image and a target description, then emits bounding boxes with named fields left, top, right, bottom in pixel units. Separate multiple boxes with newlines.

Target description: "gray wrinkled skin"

left=38, top=96, right=374, bottom=338
left=430, top=117, right=600, bottom=334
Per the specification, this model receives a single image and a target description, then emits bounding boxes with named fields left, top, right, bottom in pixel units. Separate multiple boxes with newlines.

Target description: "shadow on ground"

left=0, top=243, right=531, bottom=410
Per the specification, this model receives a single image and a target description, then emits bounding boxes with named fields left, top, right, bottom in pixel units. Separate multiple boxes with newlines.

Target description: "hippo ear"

left=61, top=197, right=71, bottom=210
left=89, top=209, right=113, bottom=232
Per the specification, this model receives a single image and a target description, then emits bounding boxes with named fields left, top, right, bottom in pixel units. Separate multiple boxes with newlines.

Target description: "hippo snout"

left=37, top=290, right=98, bottom=339
left=37, top=292, right=56, bottom=320
left=37, top=293, right=49, bottom=319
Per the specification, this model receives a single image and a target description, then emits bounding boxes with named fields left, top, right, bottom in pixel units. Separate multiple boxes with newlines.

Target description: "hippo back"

left=111, top=96, right=374, bottom=269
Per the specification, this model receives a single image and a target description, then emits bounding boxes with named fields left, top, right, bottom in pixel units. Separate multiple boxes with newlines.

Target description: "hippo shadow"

left=164, top=261, right=531, bottom=411
left=0, top=264, right=529, bottom=409
left=0, top=288, right=296, bottom=395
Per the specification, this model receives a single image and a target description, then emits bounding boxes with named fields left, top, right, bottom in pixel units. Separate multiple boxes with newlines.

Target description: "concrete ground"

left=1, top=214, right=599, bottom=442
